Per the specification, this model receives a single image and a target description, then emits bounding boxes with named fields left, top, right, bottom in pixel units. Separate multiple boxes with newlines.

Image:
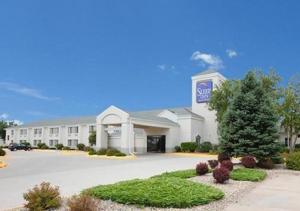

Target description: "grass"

left=230, top=168, right=267, bottom=182
left=152, top=169, right=196, bottom=179
left=85, top=177, right=224, bottom=208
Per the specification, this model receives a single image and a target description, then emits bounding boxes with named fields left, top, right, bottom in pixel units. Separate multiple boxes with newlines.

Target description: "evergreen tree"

left=220, top=71, right=280, bottom=160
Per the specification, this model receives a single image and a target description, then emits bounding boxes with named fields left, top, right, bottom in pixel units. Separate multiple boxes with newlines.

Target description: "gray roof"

left=10, top=107, right=203, bottom=129
left=194, top=69, right=218, bottom=76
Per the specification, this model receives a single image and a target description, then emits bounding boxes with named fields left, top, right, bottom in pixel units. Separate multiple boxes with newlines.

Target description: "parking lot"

left=0, top=150, right=205, bottom=210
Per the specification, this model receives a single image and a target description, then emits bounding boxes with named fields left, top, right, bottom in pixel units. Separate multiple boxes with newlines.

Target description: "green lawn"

left=85, top=177, right=224, bottom=208
left=152, top=169, right=196, bottom=179
left=230, top=168, right=267, bottom=182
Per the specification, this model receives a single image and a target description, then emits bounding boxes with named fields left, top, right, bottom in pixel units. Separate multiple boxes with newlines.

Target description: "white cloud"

left=191, top=51, right=224, bottom=70
left=157, top=64, right=179, bottom=74
left=0, top=113, right=9, bottom=119
left=0, top=82, right=59, bottom=101
left=226, top=49, right=238, bottom=58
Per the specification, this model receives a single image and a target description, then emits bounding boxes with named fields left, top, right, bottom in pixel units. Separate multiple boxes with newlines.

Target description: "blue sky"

left=0, top=0, right=299, bottom=123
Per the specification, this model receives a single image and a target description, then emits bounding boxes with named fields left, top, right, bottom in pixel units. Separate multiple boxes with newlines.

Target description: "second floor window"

left=50, top=128, right=59, bottom=135
left=11, top=130, right=14, bottom=136
left=34, top=128, right=42, bottom=135
left=89, top=125, right=96, bottom=133
left=68, top=126, right=78, bottom=134
left=20, top=129, right=27, bottom=136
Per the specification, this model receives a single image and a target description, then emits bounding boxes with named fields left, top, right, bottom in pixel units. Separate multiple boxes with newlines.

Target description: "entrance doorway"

left=147, top=135, right=166, bottom=153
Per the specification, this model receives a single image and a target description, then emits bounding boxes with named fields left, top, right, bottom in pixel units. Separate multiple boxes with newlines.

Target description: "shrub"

left=37, top=143, right=49, bottom=149
left=241, top=156, right=256, bottom=168
left=198, top=141, right=213, bottom=152
left=180, top=142, right=197, bottom=152
left=196, top=162, right=209, bottom=175
left=96, top=148, right=107, bottom=155
left=213, top=167, right=230, bottom=184
left=88, top=148, right=96, bottom=155
left=257, top=158, right=274, bottom=169
left=84, top=146, right=93, bottom=152
left=62, top=146, right=71, bottom=150
left=0, top=148, right=6, bottom=156
left=77, top=143, right=85, bottom=151
left=271, top=155, right=284, bottom=164
left=106, top=149, right=120, bottom=156
left=55, top=144, right=64, bottom=150
left=174, top=145, right=181, bottom=152
left=209, top=145, right=220, bottom=155
left=208, top=160, right=219, bottom=169
left=153, top=169, right=196, bottom=179
left=230, top=168, right=267, bottom=181
left=220, top=160, right=233, bottom=171
left=23, top=182, right=61, bottom=211
left=115, top=152, right=126, bottom=157
left=67, top=194, right=99, bottom=211
left=286, top=152, right=300, bottom=170
left=218, top=152, right=231, bottom=162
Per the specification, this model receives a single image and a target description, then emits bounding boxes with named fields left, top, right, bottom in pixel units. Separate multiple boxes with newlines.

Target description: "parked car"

left=8, top=143, right=32, bottom=151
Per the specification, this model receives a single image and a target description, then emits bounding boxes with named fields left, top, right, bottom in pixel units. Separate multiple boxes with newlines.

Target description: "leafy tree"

left=219, top=71, right=280, bottom=161
left=89, top=131, right=96, bottom=146
left=209, top=70, right=281, bottom=123
left=279, top=84, right=300, bottom=152
left=0, top=121, right=8, bottom=140
left=209, top=80, right=240, bottom=122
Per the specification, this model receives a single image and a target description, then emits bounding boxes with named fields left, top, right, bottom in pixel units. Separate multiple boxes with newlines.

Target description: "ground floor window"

left=67, top=139, right=78, bottom=147
left=49, top=140, right=59, bottom=147
left=33, top=140, right=42, bottom=146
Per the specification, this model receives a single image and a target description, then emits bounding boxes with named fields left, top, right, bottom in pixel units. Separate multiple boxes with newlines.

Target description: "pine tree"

left=220, top=71, right=280, bottom=160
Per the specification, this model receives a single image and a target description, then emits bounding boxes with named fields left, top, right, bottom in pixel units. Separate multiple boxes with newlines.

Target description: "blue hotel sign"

left=196, top=80, right=213, bottom=103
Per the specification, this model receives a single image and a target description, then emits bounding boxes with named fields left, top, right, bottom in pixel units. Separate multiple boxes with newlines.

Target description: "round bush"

left=286, top=152, right=300, bottom=171
left=220, top=160, right=233, bottom=171
left=0, top=148, right=6, bottom=156
left=97, top=149, right=107, bottom=155
left=77, top=143, right=86, bottom=151
left=67, top=194, right=99, bottom=211
left=55, top=144, right=64, bottom=150
left=196, top=162, right=209, bottom=175
left=218, top=152, right=231, bottom=162
left=241, top=156, right=256, bottom=168
left=257, top=158, right=274, bottom=169
left=213, top=167, right=230, bottom=184
left=174, top=146, right=181, bottom=152
left=198, top=142, right=213, bottom=153
left=23, top=182, right=61, bottom=210
left=88, top=148, right=96, bottom=155
left=208, top=160, right=219, bottom=169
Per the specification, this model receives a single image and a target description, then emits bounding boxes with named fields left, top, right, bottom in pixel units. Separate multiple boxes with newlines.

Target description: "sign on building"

left=196, top=80, right=213, bottom=103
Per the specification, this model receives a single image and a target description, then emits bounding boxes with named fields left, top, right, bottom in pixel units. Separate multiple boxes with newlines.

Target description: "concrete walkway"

left=226, top=171, right=300, bottom=211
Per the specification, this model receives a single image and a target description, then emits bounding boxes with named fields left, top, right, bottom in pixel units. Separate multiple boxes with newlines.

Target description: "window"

left=7, top=135, right=9, bottom=141
left=34, top=128, right=42, bottom=135
left=89, top=125, right=96, bottom=133
left=49, top=140, right=58, bottom=147
left=20, top=129, right=27, bottom=136
left=67, top=139, right=78, bottom=147
left=68, top=127, right=79, bottom=134
left=50, top=128, right=59, bottom=135
left=11, top=130, right=14, bottom=136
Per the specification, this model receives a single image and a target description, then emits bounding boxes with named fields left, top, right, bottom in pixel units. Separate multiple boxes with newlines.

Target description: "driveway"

left=0, top=150, right=206, bottom=210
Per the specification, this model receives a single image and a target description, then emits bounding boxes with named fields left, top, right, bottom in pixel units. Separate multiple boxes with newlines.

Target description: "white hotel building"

left=4, top=70, right=227, bottom=154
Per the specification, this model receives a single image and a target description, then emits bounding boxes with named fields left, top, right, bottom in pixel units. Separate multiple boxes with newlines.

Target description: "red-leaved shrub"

left=208, top=160, right=219, bottom=169
left=196, top=162, right=209, bottom=175
left=257, top=158, right=274, bottom=169
left=218, top=152, right=231, bottom=162
left=213, top=167, right=230, bottom=183
left=221, top=160, right=233, bottom=171
left=241, top=156, right=256, bottom=168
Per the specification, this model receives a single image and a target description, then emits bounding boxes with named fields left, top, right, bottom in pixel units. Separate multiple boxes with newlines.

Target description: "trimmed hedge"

left=286, top=152, right=300, bottom=171
left=181, top=142, right=197, bottom=152
left=198, top=142, right=213, bottom=153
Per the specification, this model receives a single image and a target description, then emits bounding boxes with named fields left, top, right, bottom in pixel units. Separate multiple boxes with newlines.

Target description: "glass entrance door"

left=147, top=135, right=166, bottom=153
